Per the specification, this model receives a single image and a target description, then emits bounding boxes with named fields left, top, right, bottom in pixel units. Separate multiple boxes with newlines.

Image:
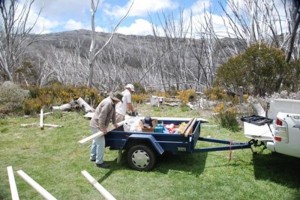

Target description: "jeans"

left=90, top=127, right=105, bottom=164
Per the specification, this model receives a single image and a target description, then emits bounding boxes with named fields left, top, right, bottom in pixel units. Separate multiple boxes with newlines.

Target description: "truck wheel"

left=127, top=145, right=156, bottom=171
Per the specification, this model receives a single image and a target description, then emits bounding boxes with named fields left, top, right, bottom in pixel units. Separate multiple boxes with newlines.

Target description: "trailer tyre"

left=127, top=145, right=156, bottom=171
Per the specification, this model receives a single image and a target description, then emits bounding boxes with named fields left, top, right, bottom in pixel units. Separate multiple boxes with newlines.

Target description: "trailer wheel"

left=127, top=145, right=156, bottom=171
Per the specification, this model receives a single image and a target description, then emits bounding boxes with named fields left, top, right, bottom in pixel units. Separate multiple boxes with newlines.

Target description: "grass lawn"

left=1, top=103, right=300, bottom=200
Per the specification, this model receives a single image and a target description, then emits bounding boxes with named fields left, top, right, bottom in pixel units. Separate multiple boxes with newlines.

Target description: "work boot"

left=96, top=162, right=110, bottom=169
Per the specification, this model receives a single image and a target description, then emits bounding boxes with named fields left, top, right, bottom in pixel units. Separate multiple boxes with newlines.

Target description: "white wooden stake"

left=17, top=170, right=57, bottom=200
left=7, top=166, right=20, bottom=200
left=78, top=131, right=105, bottom=144
left=40, top=108, right=44, bottom=130
left=81, top=170, right=116, bottom=200
left=78, top=120, right=125, bottom=144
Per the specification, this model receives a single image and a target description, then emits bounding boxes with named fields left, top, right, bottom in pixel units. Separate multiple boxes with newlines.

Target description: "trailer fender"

left=124, top=134, right=164, bottom=155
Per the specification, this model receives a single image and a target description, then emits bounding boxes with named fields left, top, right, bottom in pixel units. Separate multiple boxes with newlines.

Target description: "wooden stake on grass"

left=40, top=108, right=44, bottom=130
left=17, top=170, right=57, bottom=200
left=81, top=170, right=116, bottom=200
left=21, top=123, right=62, bottom=128
left=7, top=166, right=20, bottom=200
left=20, top=123, right=38, bottom=127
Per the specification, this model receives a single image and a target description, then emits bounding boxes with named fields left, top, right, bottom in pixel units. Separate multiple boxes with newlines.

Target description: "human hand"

left=100, top=129, right=107, bottom=135
left=128, top=111, right=138, bottom=116
left=95, top=131, right=105, bottom=136
left=113, top=123, right=118, bottom=129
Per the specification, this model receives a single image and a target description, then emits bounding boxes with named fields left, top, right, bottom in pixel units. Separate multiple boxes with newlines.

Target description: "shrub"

left=213, top=103, right=240, bottom=132
left=132, top=93, right=148, bottom=104
left=23, top=84, right=104, bottom=115
left=0, top=81, right=29, bottom=114
left=204, top=87, right=227, bottom=101
left=132, top=82, right=146, bottom=94
left=153, top=91, right=169, bottom=98
left=23, top=98, right=43, bottom=115
left=215, top=43, right=289, bottom=96
left=177, top=89, right=196, bottom=103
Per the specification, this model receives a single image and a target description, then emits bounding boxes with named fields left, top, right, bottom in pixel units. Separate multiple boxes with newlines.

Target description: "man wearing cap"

left=89, top=91, right=123, bottom=168
left=116, top=83, right=135, bottom=122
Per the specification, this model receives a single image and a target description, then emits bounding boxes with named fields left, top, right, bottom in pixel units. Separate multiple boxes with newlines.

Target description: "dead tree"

left=87, top=0, right=134, bottom=87
left=0, top=0, right=40, bottom=82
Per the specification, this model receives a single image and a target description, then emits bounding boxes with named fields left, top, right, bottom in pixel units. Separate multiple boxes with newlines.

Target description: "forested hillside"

left=20, top=29, right=241, bottom=92
left=1, top=0, right=300, bottom=95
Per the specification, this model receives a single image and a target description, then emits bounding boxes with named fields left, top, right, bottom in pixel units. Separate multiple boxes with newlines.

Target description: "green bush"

left=0, top=81, right=29, bottom=114
left=132, top=82, right=146, bottom=93
left=213, top=103, right=240, bottom=132
left=23, top=98, right=43, bottom=115
left=132, top=93, right=147, bottom=104
left=23, top=84, right=104, bottom=115
left=215, top=43, right=289, bottom=96
left=177, top=89, right=196, bottom=103
left=218, top=110, right=240, bottom=132
left=204, top=86, right=227, bottom=101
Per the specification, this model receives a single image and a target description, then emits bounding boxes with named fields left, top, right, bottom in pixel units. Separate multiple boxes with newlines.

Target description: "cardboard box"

left=141, top=118, right=158, bottom=133
left=142, top=127, right=154, bottom=132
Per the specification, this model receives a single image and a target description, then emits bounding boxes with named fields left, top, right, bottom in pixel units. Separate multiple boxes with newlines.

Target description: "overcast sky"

left=22, top=0, right=286, bottom=37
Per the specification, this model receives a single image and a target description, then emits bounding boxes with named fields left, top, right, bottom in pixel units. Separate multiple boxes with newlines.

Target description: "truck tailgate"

left=243, top=122, right=274, bottom=141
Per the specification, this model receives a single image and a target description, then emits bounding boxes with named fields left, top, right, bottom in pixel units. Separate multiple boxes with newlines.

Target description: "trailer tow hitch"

left=248, top=139, right=267, bottom=154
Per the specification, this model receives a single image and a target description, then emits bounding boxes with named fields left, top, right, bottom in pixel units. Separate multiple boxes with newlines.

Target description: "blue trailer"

left=105, top=117, right=252, bottom=171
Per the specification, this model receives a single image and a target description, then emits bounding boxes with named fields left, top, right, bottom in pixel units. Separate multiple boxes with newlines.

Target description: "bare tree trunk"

left=87, top=0, right=98, bottom=87
left=0, top=0, right=40, bottom=82
left=87, top=0, right=134, bottom=88
left=285, top=0, right=300, bottom=63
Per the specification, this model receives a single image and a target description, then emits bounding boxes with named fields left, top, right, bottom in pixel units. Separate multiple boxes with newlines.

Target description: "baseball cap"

left=125, top=84, right=135, bottom=92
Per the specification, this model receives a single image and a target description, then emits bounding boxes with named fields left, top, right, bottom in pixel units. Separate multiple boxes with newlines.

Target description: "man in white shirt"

left=116, top=84, right=135, bottom=123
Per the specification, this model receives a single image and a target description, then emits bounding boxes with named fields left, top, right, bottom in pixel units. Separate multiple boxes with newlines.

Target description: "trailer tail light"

left=274, top=118, right=289, bottom=143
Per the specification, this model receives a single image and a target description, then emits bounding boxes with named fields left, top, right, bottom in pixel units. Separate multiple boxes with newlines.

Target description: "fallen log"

left=51, top=103, right=72, bottom=111
left=164, top=97, right=181, bottom=103
left=251, top=102, right=266, bottom=117
left=164, top=102, right=180, bottom=107
left=84, top=112, right=94, bottom=119
left=76, top=97, right=95, bottom=113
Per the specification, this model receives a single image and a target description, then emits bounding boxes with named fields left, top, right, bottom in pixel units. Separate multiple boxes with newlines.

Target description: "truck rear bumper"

left=266, top=141, right=275, bottom=152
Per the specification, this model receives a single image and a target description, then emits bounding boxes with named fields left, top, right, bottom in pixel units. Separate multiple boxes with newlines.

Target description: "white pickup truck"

left=243, top=99, right=300, bottom=158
